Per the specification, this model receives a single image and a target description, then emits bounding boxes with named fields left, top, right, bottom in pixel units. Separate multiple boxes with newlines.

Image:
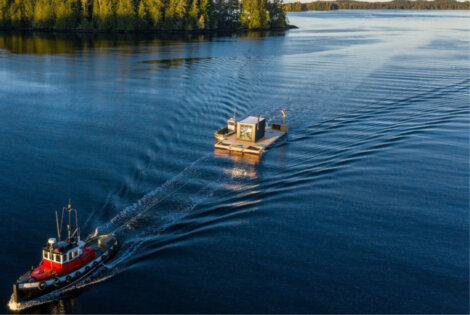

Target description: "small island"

left=284, top=0, right=469, bottom=11
left=0, top=0, right=290, bottom=32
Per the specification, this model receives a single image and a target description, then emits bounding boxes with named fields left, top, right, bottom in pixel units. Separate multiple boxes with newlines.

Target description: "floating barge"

left=214, top=110, right=288, bottom=156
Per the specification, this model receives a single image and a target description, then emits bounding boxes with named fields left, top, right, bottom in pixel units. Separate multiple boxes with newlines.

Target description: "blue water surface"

left=0, top=10, right=468, bottom=314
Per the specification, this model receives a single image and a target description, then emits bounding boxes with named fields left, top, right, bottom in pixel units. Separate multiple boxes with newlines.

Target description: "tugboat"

left=10, top=201, right=118, bottom=306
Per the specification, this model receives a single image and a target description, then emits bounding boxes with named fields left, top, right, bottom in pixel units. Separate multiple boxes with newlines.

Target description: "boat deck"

left=214, top=127, right=286, bottom=156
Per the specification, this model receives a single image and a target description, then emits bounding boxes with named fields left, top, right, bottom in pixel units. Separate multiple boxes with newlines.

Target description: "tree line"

left=284, top=0, right=469, bottom=11
left=0, top=0, right=287, bottom=31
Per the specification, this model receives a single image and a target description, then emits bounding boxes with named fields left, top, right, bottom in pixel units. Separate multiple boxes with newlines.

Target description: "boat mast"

left=67, top=200, right=72, bottom=241
left=53, top=200, right=80, bottom=244
left=55, top=210, right=61, bottom=241
left=65, top=200, right=80, bottom=242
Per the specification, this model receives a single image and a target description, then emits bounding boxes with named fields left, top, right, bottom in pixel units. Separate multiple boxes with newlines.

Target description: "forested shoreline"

left=0, top=0, right=288, bottom=32
left=284, top=0, right=469, bottom=11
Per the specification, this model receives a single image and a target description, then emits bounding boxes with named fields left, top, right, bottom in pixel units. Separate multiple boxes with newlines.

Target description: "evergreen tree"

left=0, top=0, right=9, bottom=27
left=188, top=0, right=198, bottom=29
left=165, top=0, right=187, bottom=30
left=91, top=0, right=100, bottom=28
left=80, top=0, right=93, bottom=29
left=241, top=0, right=270, bottom=30
left=164, top=0, right=176, bottom=29
left=33, top=0, right=54, bottom=28
left=115, top=0, right=136, bottom=30
left=54, top=0, right=67, bottom=29
left=23, top=0, right=35, bottom=27
left=147, top=0, right=164, bottom=28
left=258, top=0, right=270, bottom=29
left=54, top=0, right=79, bottom=29
left=93, top=0, right=114, bottom=30
left=267, top=0, right=286, bottom=28
left=212, top=0, right=238, bottom=29
left=174, top=0, right=187, bottom=29
left=197, top=0, right=210, bottom=29
left=0, top=0, right=293, bottom=31
left=8, top=0, right=22, bottom=27
left=224, top=0, right=239, bottom=29
left=137, top=0, right=149, bottom=29
left=211, top=0, right=222, bottom=29
left=240, top=0, right=249, bottom=29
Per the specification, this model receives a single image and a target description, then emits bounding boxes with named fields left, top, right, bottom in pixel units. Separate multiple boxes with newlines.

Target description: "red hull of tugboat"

left=31, top=247, right=96, bottom=282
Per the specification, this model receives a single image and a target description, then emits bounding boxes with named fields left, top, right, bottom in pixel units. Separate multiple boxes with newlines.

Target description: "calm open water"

left=0, top=10, right=469, bottom=314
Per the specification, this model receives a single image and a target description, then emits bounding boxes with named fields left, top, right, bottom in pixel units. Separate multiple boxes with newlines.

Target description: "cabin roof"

left=239, top=116, right=265, bottom=125
left=43, top=241, right=75, bottom=253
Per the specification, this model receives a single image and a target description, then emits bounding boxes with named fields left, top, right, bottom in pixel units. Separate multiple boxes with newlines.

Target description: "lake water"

left=0, top=10, right=468, bottom=314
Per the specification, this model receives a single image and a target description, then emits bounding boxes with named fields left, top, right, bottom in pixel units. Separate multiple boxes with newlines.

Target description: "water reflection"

left=215, top=150, right=259, bottom=179
left=49, top=299, right=67, bottom=314
left=0, top=30, right=285, bottom=55
left=141, top=57, right=212, bottom=69
left=21, top=297, right=75, bottom=314
left=227, top=166, right=257, bottom=179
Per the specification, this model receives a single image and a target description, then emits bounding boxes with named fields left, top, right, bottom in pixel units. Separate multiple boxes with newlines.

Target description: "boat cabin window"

left=69, top=252, right=73, bottom=260
left=53, top=254, right=59, bottom=263
left=239, top=124, right=253, bottom=141
left=43, top=251, right=49, bottom=260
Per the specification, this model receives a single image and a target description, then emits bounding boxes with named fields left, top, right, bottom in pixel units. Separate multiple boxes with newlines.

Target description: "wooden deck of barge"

left=214, top=127, right=286, bottom=156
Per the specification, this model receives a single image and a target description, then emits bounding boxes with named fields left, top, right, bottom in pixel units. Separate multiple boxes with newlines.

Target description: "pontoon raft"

left=214, top=110, right=288, bottom=156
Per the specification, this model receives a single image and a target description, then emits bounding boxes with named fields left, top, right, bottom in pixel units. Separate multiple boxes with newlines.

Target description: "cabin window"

left=43, top=251, right=49, bottom=260
left=74, top=250, right=78, bottom=256
left=239, top=124, right=253, bottom=141
left=69, top=252, right=73, bottom=260
left=54, top=254, right=59, bottom=262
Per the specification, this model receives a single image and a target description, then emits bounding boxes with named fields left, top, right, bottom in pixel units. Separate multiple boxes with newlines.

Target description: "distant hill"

left=284, top=0, right=470, bottom=11
left=0, top=0, right=288, bottom=32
